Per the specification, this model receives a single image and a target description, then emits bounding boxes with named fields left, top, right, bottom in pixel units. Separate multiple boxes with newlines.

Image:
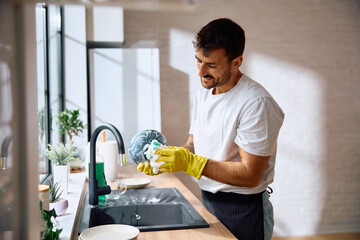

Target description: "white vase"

left=53, top=164, right=69, bottom=194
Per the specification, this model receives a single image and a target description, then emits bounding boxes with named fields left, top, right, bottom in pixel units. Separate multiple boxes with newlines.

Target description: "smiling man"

left=138, top=18, right=284, bottom=240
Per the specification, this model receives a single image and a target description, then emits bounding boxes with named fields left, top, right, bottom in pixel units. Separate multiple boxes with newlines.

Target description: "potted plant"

left=40, top=201, right=62, bottom=240
left=44, top=143, right=78, bottom=193
left=56, top=109, right=87, bottom=145
left=56, top=109, right=87, bottom=170
left=49, top=181, right=69, bottom=216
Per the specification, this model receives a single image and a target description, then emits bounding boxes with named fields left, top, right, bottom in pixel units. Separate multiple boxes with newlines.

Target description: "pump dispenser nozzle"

left=101, top=131, right=106, bottom=143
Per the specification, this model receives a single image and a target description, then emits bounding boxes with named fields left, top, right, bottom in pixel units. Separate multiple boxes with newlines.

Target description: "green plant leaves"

left=40, top=203, right=62, bottom=240
left=44, top=143, right=78, bottom=165
left=49, top=181, right=63, bottom=203
left=56, top=109, right=87, bottom=143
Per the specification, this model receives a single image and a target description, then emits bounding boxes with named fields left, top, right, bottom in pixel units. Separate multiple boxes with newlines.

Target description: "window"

left=36, top=4, right=64, bottom=183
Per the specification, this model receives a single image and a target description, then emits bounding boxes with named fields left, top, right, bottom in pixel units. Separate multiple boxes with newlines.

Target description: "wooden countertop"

left=71, top=163, right=236, bottom=240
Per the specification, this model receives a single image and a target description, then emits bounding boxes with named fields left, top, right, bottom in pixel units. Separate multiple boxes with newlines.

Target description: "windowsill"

left=56, top=171, right=86, bottom=240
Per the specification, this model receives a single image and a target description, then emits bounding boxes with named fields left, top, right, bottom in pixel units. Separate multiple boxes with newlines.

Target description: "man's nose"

left=198, top=63, right=207, bottom=77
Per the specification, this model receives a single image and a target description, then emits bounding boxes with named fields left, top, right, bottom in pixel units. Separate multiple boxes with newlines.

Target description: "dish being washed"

left=128, top=129, right=167, bottom=164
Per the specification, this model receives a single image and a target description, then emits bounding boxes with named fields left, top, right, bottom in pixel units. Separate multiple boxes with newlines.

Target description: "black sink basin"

left=79, top=188, right=209, bottom=234
left=90, top=203, right=197, bottom=229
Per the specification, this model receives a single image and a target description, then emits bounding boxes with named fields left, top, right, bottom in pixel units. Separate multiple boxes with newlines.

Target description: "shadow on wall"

left=124, top=0, right=360, bottom=236
left=90, top=48, right=163, bottom=163
left=241, top=1, right=360, bottom=235
left=242, top=1, right=360, bottom=235
left=122, top=20, right=192, bottom=146
left=159, top=66, right=190, bottom=146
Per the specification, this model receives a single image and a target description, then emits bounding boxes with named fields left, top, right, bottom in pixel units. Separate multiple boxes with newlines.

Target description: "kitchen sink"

left=78, top=188, right=209, bottom=234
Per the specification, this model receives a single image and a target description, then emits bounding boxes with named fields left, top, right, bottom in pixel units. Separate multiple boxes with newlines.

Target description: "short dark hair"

left=194, top=18, right=245, bottom=61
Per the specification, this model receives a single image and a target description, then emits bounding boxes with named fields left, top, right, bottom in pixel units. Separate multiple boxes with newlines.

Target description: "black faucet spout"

left=89, top=123, right=125, bottom=205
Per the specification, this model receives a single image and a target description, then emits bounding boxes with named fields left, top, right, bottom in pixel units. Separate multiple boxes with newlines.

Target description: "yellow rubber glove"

left=137, top=161, right=164, bottom=176
left=155, top=147, right=208, bottom=179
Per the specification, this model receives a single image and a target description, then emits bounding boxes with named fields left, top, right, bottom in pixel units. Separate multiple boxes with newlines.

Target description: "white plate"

left=121, top=178, right=151, bottom=189
left=79, top=224, right=139, bottom=240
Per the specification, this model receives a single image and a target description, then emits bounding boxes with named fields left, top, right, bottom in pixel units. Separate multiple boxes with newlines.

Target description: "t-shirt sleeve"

left=234, top=97, right=284, bottom=156
left=189, top=123, right=194, bottom=135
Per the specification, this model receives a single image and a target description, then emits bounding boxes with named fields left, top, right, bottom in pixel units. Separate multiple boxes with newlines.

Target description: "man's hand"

left=137, top=161, right=164, bottom=176
left=155, top=146, right=208, bottom=179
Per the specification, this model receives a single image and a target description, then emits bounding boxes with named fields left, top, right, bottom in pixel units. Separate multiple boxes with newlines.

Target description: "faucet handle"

left=97, top=185, right=111, bottom=196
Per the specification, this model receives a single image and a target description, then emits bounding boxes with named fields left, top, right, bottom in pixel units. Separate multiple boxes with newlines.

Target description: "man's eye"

left=208, top=64, right=216, bottom=68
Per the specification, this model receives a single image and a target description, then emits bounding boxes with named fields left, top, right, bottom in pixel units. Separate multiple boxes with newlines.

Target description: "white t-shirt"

left=189, top=74, right=284, bottom=194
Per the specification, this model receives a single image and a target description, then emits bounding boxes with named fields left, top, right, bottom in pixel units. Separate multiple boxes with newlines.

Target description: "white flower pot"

left=50, top=198, right=69, bottom=216
left=53, top=164, right=69, bottom=194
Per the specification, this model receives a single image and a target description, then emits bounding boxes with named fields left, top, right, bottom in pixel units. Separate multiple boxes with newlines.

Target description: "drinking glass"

left=107, top=179, right=127, bottom=201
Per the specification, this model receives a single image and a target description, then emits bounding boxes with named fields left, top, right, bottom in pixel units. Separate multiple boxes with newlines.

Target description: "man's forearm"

left=201, top=147, right=270, bottom=188
left=183, top=134, right=195, bottom=153
left=201, top=160, right=261, bottom=187
left=183, top=142, right=194, bottom=153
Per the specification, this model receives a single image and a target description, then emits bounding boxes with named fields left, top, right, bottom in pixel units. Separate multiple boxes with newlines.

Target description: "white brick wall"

left=123, top=0, right=360, bottom=236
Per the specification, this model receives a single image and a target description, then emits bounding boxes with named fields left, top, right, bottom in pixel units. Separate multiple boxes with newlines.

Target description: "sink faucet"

left=89, top=123, right=126, bottom=205
left=0, top=136, right=12, bottom=171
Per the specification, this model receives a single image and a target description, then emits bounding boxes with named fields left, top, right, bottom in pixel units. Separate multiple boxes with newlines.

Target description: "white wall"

left=64, top=6, right=161, bottom=166
left=92, top=6, right=124, bottom=42
left=123, top=0, right=360, bottom=236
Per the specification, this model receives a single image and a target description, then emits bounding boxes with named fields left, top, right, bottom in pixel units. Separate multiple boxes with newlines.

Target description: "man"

left=138, top=18, right=284, bottom=239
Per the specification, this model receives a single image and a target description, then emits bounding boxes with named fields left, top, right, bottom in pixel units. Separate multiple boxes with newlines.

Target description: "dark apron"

left=202, top=190, right=264, bottom=240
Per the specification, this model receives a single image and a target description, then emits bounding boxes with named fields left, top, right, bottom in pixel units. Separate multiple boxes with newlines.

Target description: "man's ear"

left=233, top=56, right=243, bottom=69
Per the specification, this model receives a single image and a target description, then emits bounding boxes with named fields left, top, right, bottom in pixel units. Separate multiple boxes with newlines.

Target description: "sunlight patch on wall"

left=92, top=48, right=161, bottom=162
left=244, top=52, right=326, bottom=236
left=169, top=28, right=199, bottom=100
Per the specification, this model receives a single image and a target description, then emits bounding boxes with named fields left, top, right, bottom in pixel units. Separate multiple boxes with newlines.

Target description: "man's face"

left=195, top=48, right=234, bottom=90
